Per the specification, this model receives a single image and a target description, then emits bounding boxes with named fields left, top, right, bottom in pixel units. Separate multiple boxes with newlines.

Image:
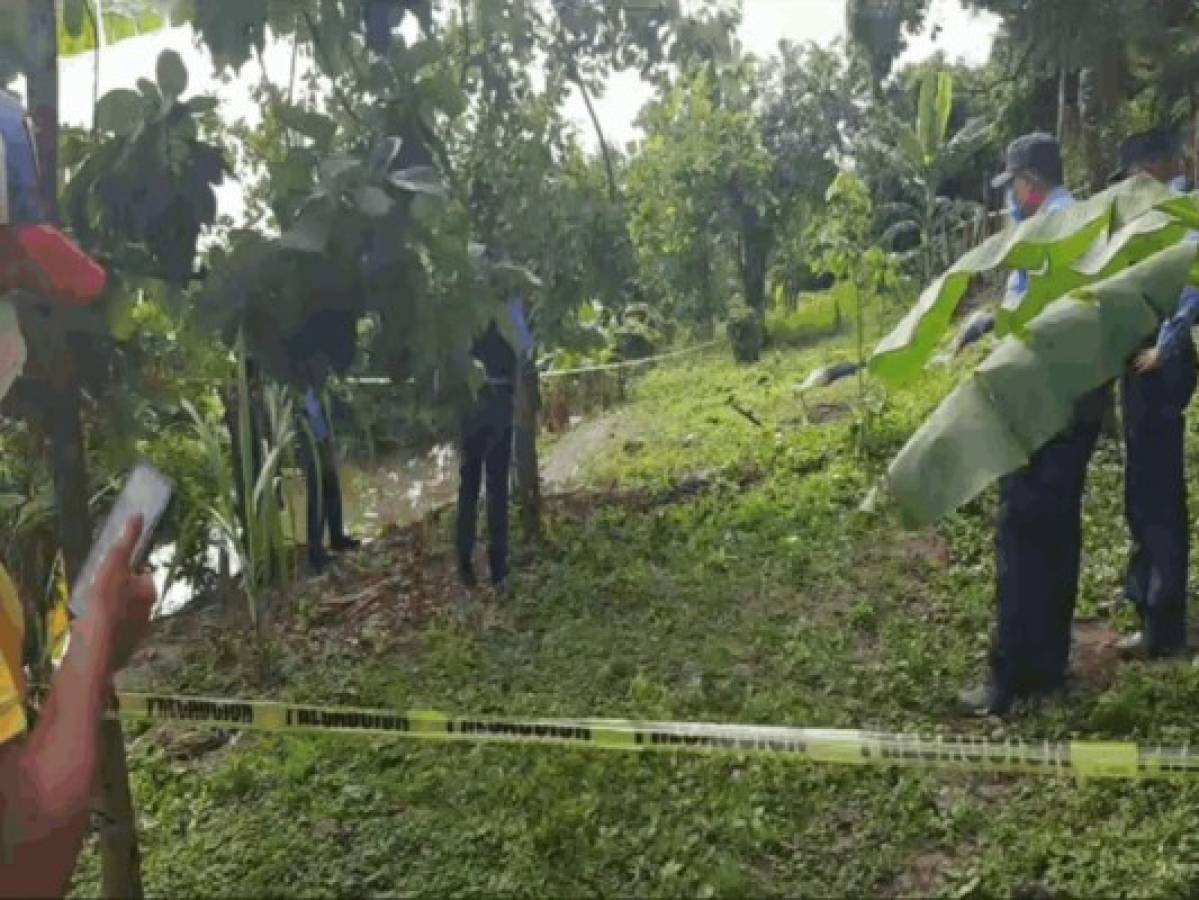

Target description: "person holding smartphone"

left=1, top=519, right=157, bottom=897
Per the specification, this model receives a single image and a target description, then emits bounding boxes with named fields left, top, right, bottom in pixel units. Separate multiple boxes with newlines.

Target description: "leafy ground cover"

left=70, top=300, right=1199, bottom=898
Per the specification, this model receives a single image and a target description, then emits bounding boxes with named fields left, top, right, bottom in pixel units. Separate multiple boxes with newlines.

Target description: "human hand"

left=1133, top=347, right=1162, bottom=375
left=77, top=517, right=157, bottom=673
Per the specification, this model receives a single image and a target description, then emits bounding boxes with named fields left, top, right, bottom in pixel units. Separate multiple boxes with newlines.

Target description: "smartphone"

left=69, top=462, right=174, bottom=620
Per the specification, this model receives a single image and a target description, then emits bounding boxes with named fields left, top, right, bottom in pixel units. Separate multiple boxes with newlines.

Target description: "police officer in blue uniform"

left=299, top=377, right=360, bottom=574
left=456, top=297, right=534, bottom=590
left=0, top=91, right=41, bottom=223
left=1111, top=128, right=1199, bottom=659
left=959, top=133, right=1111, bottom=716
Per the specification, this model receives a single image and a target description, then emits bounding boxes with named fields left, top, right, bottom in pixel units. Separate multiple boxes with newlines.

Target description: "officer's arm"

left=507, top=297, right=535, bottom=359
left=0, top=523, right=155, bottom=898
left=1155, top=285, right=1199, bottom=360
left=0, top=614, right=115, bottom=898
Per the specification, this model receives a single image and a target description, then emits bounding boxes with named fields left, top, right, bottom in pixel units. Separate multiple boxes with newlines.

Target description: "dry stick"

left=727, top=398, right=765, bottom=429
left=322, top=574, right=408, bottom=607
left=796, top=390, right=814, bottom=425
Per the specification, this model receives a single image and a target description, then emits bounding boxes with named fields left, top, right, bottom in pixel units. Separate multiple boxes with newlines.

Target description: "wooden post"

left=1056, top=67, right=1067, bottom=142
left=27, top=3, right=144, bottom=896
left=513, top=358, right=541, bottom=540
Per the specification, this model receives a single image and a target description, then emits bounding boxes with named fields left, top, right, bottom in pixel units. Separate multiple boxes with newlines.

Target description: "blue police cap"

left=992, top=133, right=1064, bottom=189
left=1110, top=127, right=1183, bottom=183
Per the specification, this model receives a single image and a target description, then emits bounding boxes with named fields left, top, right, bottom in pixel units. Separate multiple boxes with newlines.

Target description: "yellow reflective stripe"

left=592, top=727, right=638, bottom=750
left=0, top=697, right=26, bottom=744
left=806, top=736, right=868, bottom=765
left=0, top=564, right=24, bottom=740
left=1070, top=741, right=1139, bottom=778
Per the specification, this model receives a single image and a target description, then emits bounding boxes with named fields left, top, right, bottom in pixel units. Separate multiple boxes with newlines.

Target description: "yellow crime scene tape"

left=104, top=691, right=1199, bottom=780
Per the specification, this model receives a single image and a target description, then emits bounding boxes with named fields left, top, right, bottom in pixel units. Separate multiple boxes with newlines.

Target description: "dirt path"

left=541, top=409, right=636, bottom=491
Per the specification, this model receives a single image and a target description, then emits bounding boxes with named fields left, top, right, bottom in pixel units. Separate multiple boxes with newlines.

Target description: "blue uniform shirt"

left=1153, top=185, right=1199, bottom=361
left=1005, top=186, right=1076, bottom=301
left=0, top=91, right=41, bottom=224
left=305, top=387, right=331, bottom=442
left=507, top=296, right=534, bottom=359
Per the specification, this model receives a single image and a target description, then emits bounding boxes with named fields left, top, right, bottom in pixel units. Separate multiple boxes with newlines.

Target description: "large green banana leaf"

left=869, top=175, right=1197, bottom=386
left=885, top=242, right=1199, bottom=527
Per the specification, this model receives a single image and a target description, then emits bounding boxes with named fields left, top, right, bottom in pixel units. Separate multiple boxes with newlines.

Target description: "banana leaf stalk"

left=870, top=176, right=1199, bottom=527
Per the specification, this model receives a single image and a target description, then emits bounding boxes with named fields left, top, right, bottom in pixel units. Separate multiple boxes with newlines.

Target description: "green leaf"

left=186, top=96, right=220, bottom=115
left=156, top=48, right=189, bottom=102
left=137, top=77, right=163, bottom=105
left=281, top=209, right=332, bottom=252
left=367, top=137, right=403, bottom=175
left=895, top=127, right=924, bottom=172
left=319, top=155, right=360, bottom=186
left=885, top=241, right=1198, bottom=527
left=916, top=72, right=938, bottom=164
left=353, top=185, right=393, bottom=218
left=934, top=71, right=953, bottom=150
left=94, top=88, right=145, bottom=137
left=869, top=175, right=1182, bottom=385
left=276, top=104, right=338, bottom=150
left=389, top=166, right=446, bottom=197
left=493, top=260, right=543, bottom=289
left=106, top=289, right=139, bottom=341
left=940, top=117, right=992, bottom=170
left=419, top=71, right=468, bottom=119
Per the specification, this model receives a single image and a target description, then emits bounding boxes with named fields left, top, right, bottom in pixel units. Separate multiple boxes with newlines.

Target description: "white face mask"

left=0, top=300, right=26, bottom=405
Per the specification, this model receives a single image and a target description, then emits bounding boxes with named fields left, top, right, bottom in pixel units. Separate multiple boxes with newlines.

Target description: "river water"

left=151, top=442, right=461, bottom=617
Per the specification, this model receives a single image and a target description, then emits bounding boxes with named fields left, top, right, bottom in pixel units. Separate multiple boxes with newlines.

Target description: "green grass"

left=69, top=315, right=1199, bottom=898
left=766, top=291, right=846, bottom=348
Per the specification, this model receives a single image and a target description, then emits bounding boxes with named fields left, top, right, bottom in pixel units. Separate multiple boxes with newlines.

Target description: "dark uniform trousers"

left=992, top=385, right=1110, bottom=701
left=298, top=432, right=348, bottom=565
left=456, top=383, right=514, bottom=585
left=1122, top=335, right=1197, bottom=654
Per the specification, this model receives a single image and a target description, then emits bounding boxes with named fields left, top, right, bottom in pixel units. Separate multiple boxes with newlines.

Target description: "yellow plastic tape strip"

left=101, top=691, right=1197, bottom=780
left=1070, top=741, right=1140, bottom=779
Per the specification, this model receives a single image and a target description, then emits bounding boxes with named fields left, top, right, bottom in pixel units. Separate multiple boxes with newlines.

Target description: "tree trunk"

left=1056, top=67, right=1068, bottom=142
left=1191, top=86, right=1199, bottom=189
left=46, top=381, right=91, bottom=590
left=572, top=74, right=619, bottom=204
left=28, top=4, right=144, bottom=896
left=739, top=217, right=770, bottom=317
left=513, top=358, right=541, bottom=542
left=96, top=720, right=144, bottom=898
left=26, top=0, right=58, bottom=220
left=1078, top=62, right=1119, bottom=195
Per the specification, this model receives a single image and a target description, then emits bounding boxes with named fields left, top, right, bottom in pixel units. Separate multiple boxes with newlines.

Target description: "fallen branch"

left=322, top=574, right=407, bottom=608
left=727, top=398, right=765, bottom=428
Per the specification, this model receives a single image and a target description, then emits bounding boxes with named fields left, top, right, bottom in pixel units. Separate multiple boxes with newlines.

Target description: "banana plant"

left=59, top=0, right=171, bottom=57
left=870, top=174, right=1199, bottom=527
left=876, top=71, right=993, bottom=282
left=185, top=337, right=296, bottom=635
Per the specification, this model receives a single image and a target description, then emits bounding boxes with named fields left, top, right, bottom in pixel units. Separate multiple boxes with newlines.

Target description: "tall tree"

left=845, top=0, right=931, bottom=86
left=628, top=44, right=856, bottom=348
